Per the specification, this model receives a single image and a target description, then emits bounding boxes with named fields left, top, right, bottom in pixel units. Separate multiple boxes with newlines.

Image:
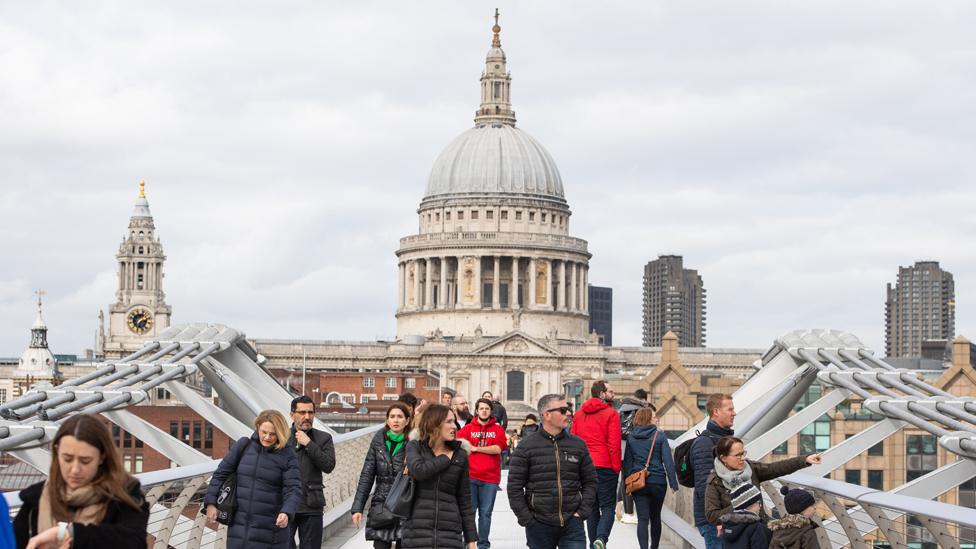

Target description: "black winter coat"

left=287, top=425, right=336, bottom=513
left=691, top=420, right=734, bottom=526
left=507, top=428, right=598, bottom=528
left=401, top=439, right=478, bottom=549
left=491, top=400, right=509, bottom=430
left=205, top=434, right=302, bottom=549
left=720, top=510, right=771, bottom=549
left=14, top=479, right=149, bottom=549
left=351, top=429, right=407, bottom=542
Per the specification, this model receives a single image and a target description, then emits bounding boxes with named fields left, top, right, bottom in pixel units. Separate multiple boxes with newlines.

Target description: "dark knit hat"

left=730, top=482, right=762, bottom=511
left=780, top=485, right=816, bottom=514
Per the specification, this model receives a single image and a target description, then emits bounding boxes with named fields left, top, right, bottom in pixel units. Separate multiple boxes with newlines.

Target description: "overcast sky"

left=2, top=2, right=974, bottom=357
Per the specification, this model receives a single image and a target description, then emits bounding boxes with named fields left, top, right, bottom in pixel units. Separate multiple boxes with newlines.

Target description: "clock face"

left=127, top=308, right=153, bottom=335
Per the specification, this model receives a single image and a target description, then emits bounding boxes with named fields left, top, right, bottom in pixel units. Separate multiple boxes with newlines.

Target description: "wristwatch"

left=56, top=522, right=68, bottom=543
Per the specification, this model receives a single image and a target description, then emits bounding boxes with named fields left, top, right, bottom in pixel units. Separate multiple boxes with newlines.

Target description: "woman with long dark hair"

left=623, top=407, right=678, bottom=549
left=401, top=404, right=477, bottom=549
left=13, top=414, right=150, bottom=549
left=205, top=409, right=302, bottom=549
left=351, top=403, right=411, bottom=548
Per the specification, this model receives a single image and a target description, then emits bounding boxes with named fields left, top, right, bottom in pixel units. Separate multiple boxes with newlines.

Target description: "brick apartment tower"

left=642, top=255, right=706, bottom=347
left=885, top=261, right=955, bottom=358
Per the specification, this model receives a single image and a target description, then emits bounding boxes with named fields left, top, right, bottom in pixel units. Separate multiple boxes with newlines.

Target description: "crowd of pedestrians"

left=4, top=386, right=825, bottom=549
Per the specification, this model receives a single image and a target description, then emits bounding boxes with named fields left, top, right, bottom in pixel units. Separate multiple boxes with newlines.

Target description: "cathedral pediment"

left=470, top=331, right=561, bottom=357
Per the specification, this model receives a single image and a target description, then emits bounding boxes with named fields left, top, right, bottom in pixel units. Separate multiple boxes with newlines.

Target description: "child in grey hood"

left=768, top=486, right=821, bottom=548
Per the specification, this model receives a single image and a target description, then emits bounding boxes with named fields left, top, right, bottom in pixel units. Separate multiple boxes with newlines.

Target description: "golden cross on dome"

left=139, top=180, right=146, bottom=198
left=492, top=9, right=501, bottom=48
left=34, top=289, right=45, bottom=312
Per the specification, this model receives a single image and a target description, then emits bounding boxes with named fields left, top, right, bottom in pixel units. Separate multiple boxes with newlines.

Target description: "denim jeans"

left=525, top=516, right=586, bottom=549
left=585, top=467, right=618, bottom=546
left=697, top=523, right=721, bottom=549
left=470, top=479, right=499, bottom=549
left=632, top=484, right=667, bottom=549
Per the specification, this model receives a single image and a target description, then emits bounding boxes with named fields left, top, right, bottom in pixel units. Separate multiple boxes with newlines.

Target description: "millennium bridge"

left=3, top=324, right=975, bottom=548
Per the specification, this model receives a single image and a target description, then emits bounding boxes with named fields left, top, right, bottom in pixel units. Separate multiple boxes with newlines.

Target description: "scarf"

left=38, top=481, right=108, bottom=533
left=713, top=457, right=753, bottom=490
left=385, top=431, right=405, bottom=457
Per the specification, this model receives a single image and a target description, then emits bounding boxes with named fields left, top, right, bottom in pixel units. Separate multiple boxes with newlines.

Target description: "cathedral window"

left=458, top=211, right=464, bottom=220
left=515, top=211, right=522, bottom=221
left=471, top=210, right=479, bottom=220
left=506, top=370, right=525, bottom=401
left=436, top=212, right=440, bottom=221
left=541, top=213, right=546, bottom=223
left=138, top=246, right=144, bottom=254
left=500, top=210, right=508, bottom=220
left=529, top=212, right=535, bottom=222
left=486, top=210, right=493, bottom=220
left=445, top=212, right=451, bottom=221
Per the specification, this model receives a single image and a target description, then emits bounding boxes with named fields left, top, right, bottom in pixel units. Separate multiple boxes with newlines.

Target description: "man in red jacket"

left=570, top=380, right=621, bottom=549
left=458, top=398, right=508, bottom=549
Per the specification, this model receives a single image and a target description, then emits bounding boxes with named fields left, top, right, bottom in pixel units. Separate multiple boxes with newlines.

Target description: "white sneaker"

left=620, top=512, right=638, bottom=524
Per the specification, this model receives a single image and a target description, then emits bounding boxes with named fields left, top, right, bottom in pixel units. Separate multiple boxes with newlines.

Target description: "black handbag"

left=366, top=501, right=397, bottom=530
left=205, top=437, right=250, bottom=525
left=383, top=465, right=415, bottom=518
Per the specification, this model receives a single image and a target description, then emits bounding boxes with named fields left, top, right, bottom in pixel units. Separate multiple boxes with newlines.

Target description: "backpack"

left=674, top=430, right=718, bottom=488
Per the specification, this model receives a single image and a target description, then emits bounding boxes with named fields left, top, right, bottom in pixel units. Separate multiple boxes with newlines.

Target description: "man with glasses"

left=570, top=380, right=621, bottom=549
left=288, top=395, right=336, bottom=548
left=508, top=394, right=596, bottom=549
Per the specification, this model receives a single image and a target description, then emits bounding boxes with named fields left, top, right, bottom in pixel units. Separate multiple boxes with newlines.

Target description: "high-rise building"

left=642, top=255, right=706, bottom=347
left=588, top=285, right=612, bottom=346
left=885, top=261, right=955, bottom=358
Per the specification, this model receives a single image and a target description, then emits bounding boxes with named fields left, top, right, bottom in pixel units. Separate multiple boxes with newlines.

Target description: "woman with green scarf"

left=352, top=402, right=411, bottom=548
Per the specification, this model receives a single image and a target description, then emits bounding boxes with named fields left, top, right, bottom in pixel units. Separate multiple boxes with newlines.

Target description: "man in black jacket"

left=508, top=393, right=597, bottom=549
left=482, top=390, right=509, bottom=430
left=288, top=395, right=337, bottom=549
left=691, top=393, right=735, bottom=549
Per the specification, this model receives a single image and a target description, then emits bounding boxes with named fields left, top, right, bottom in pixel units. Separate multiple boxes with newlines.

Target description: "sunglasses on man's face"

left=546, top=406, right=573, bottom=415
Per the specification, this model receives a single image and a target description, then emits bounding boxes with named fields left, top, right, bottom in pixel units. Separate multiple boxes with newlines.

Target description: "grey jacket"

left=287, top=425, right=337, bottom=513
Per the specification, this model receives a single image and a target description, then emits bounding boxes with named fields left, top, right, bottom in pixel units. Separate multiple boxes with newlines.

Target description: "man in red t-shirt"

left=458, top=398, right=508, bottom=549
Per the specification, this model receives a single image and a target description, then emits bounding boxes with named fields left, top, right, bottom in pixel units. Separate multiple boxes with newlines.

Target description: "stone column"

left=492, top=256, right=501, bottom=309
left=118, top=262, right=125, bottom=292
left=569, top=261, right=577, bottom=311
left=439, top=257, right=448, bottom=309
left=424, top=258, right=434, bottom=310
left=528, top=258, right=537, bottom=308
left=474, top=256, right=483, bottom=307
left=544, top=259, right=553, bottom=308
left=558, top=260, right=566, bottom=311
left=398, top=262, right=405, bottom=310
left=512, top=256, right=520, bottom=309
left=584, top=266, right=589, bottom=311
left=412, top=259, right=421, bottom=311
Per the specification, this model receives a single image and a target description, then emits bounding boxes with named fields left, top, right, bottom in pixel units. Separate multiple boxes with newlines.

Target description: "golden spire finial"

left=34, top=289, right=45, bottom=313
left=492, top=8, right=501, bottom=48
left=138, top=180, right=146, bottom=198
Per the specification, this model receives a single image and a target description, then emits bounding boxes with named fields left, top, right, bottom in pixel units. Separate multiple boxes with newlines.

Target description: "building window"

left=507, top=370, right=525, bottom=401
left=515, top=211, right=522, bottom=221
left=445, top=212, right=451, bottom=221
left=486, top=210, right=494, bottom=220
left=134, top=455, right=144, bottom=473
left=457, top=211, right=464, bottom=220
left=501, top=210, right=508, bottom=221
left=772, top=441, right=788, bottom=455
left=541, top=213, right=546, bottom=222
left=123, top=455, right=132, bottom=472
left=0, top=388, right=7, bottom=404
left=868, top=441, right=884, bottom=456
left=405, top=378, right=416, bottom=389
left=156, top=387, right=171, bottom=400
left=170, top=421, right=178, bottom=438
left=205, top=424, right=213, bottom=449
left=845, top=469, right=861, bottom=486
left=799, top=415, right=830, bottom=453
left=192, top=421, right=202, bottom=449
left=528, top=212, right=535, bottom=222
left=386, top=377, right=397, bottom=388
left=181, top=421, right=191, bottom=445
left=123, top=431, right=132, bottom=448
left=868, top=470, right=884, bottom=490
left=906, top=434, right=937, bottom=481
left=361, top=394, right=375, bottom=403
left=382, top=394, right=400, bottom=400
left=471, top=210, right=479, bottom=220
left=960, top=478, right=976, bottom=542
left=697, top=396, right=707, bottom=411
left=435, top=212, right=440, bottom=221
left=112, top=424, right=121, bottom=446
left=363, top=377, right=375, bottom=388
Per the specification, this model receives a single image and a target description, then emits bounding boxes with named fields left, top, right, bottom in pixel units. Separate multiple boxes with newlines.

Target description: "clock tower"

left=101, top=181, right=172, bottom=358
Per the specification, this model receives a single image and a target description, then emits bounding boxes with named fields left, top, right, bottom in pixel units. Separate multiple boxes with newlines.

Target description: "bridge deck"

left=330, top=471, right=675, bottom=549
